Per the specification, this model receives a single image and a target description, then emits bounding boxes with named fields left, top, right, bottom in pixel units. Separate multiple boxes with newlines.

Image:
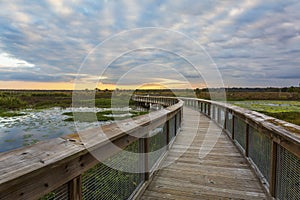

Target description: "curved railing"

left=0, top=96, right=183, bottom=200
left=181, top=97, right=300, bottom=199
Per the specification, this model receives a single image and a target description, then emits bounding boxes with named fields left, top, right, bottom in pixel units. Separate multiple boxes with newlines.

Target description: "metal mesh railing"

left=82, top=140, right=143, bottom=200
left=248, top=126, right=271, bottom=183
left=276, top=146, right=300, bottom=200
left=149, top=125, right=167, bottom=171
left=233, top=116, right=246, bottom=150
left=181, top=98, right=300, bottom=199
left=39, top=183, right=69, bottom=200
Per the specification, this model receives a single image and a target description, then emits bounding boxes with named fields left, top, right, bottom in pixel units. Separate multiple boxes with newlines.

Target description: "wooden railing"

left=181, top=97, right=300, bottom=199
left=0, top=96, right=183, bottom=200
left=1, top=95, right=299, bottom=199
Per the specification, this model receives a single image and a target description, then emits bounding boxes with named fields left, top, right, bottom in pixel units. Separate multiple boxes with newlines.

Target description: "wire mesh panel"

left=276, top=146, right=300, bottom=200
left=233, top=116, right=246, bottom=150
left=248, top=126, right=271, bottom=183
left=226, top=112, right=233, bottom=137
left=82, top=140, right=143, bottom=200
left=169, top=117, right=176, bottom=142
left=39, top=183, right=69, bottom=200
left=148, top=125, right=167, bottom=171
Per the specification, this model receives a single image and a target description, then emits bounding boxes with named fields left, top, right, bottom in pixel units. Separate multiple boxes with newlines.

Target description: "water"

left=0, top=107, right=133, bottom=152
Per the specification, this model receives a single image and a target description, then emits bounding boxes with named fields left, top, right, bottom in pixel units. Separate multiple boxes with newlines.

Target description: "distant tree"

left=287, top=86, right=295, bottom=92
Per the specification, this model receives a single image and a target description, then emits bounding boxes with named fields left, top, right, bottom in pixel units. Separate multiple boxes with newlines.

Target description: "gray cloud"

left=0, top=0, right=299, bottom=88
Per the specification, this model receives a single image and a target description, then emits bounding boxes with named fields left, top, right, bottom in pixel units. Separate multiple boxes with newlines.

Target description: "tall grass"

left=0, top=96, right=25, bottom=110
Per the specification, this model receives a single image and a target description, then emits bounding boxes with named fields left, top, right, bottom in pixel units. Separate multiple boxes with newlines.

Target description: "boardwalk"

left=141, top=106, right=268, bottom=199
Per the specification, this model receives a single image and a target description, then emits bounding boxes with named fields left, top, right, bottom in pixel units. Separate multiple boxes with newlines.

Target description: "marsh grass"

left=63, top=110, right=148, bottom=122
left=231, top=101, right=300, bottom=126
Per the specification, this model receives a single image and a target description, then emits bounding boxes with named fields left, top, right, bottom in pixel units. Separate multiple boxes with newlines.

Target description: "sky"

left=0, top=0, right=299, bottom=90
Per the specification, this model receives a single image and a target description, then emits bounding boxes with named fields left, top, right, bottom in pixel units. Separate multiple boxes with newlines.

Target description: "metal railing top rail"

left=0, top=96, right=183, bottom=200
left=180, top=97, right=300, bottom=158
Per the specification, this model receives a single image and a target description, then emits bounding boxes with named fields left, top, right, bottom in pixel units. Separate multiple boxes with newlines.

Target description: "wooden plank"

left=141, top=106, right=268, bottom=199
left=0, top=99, right=185, bottom=199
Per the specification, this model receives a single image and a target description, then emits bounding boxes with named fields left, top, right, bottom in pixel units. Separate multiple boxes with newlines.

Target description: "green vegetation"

left=231, top=101, right=300, bottom=126
left=0, top=90, right=136, bottom=117
left=0, top=96, right=26, bottom=111
left=1, top=89, right=299, bottom=125
left=262, top=112, right=300, bottom=126
left=63, top=110, right=148, bottom=122
left=0, top=112, right=27, bottom=117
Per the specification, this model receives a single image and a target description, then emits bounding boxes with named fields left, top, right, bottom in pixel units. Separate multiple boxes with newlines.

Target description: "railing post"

left=144, top=136, right=150, bottom=181
left=69, top=175, right=82, bottom=200
left=174, top=114, right=177, bottom=136
left=269, top=141, right=278, bottom=197
left=224, top=110, right=227, bottom=130
left=232, top=114, right=235, bottom=140
left=208, top=104, right=211, bottom=118
left=245, top=124, right=249, bottom=157
left=200, top=102, right=203, bottom=113
left=217, top=107, right=221, bottom=124
left=166, top=120, right=170, bottom=149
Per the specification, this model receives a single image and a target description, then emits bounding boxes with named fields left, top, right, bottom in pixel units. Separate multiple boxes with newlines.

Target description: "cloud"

left=0, top=0, right=299, bottom=88
left=0, top=53, right=35, bottom=68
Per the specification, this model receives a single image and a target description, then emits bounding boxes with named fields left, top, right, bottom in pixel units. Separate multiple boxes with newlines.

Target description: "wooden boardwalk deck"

left=141, top=106, right=268, bottom=200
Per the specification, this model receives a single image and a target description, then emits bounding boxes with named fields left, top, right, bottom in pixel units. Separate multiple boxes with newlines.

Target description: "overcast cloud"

left=0, top=0, right=299, bottom=88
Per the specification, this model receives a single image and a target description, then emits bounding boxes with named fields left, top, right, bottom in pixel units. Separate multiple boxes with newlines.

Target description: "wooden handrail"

left=1, top=95, right=299, bottom=199
left=0, top=96, right=183, bottom=200
left=181, top=97, right=300, bottom=199
left=180, top=97, right=300, bottom=158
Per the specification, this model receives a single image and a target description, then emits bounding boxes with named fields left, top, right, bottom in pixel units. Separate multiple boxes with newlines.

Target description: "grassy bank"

left=231, top=101, right=300, bottom=126
left=63, top=110, right=148, bottom=122
left=0, top=90, right=135, bottom=116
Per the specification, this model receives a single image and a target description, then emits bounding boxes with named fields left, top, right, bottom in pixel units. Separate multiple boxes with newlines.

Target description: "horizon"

left=1, top=1, right=300, bottom=90
left=0, top=85, right=299, bottom=91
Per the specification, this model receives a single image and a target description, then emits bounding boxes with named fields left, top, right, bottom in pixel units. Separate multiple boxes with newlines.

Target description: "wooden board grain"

left=141, top=106, right=268, bottom=199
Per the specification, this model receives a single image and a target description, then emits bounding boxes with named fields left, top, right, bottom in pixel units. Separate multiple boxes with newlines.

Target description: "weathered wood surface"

left=0, top=102, right=183, bottom=200
left=141, top=106, right=268, bottom=199
left=180, top=97, right=300, bottom=158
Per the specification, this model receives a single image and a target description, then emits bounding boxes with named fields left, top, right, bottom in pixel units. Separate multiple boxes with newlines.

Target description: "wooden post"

left=245, top=124, right=249, bottom=157
left=166, top=120, right=170, bottom=149
left=69, top=176, right=82, bottom=200
left=144, top=136, right=150, bottom=181
left=200, top=102, right=203, bottom=113
left=174, top=114, right=177, bottom=136
left=269, top=141, right=278, bottom=197
left=224, top=111, right=227, bottom=130
left=232, top=115, right=235, bottom=140
left=217, top=107, right=221, bottom=124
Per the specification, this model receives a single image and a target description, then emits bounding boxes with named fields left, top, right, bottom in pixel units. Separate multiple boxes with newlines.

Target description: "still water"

left=0, top=107, right=134, bottom=152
